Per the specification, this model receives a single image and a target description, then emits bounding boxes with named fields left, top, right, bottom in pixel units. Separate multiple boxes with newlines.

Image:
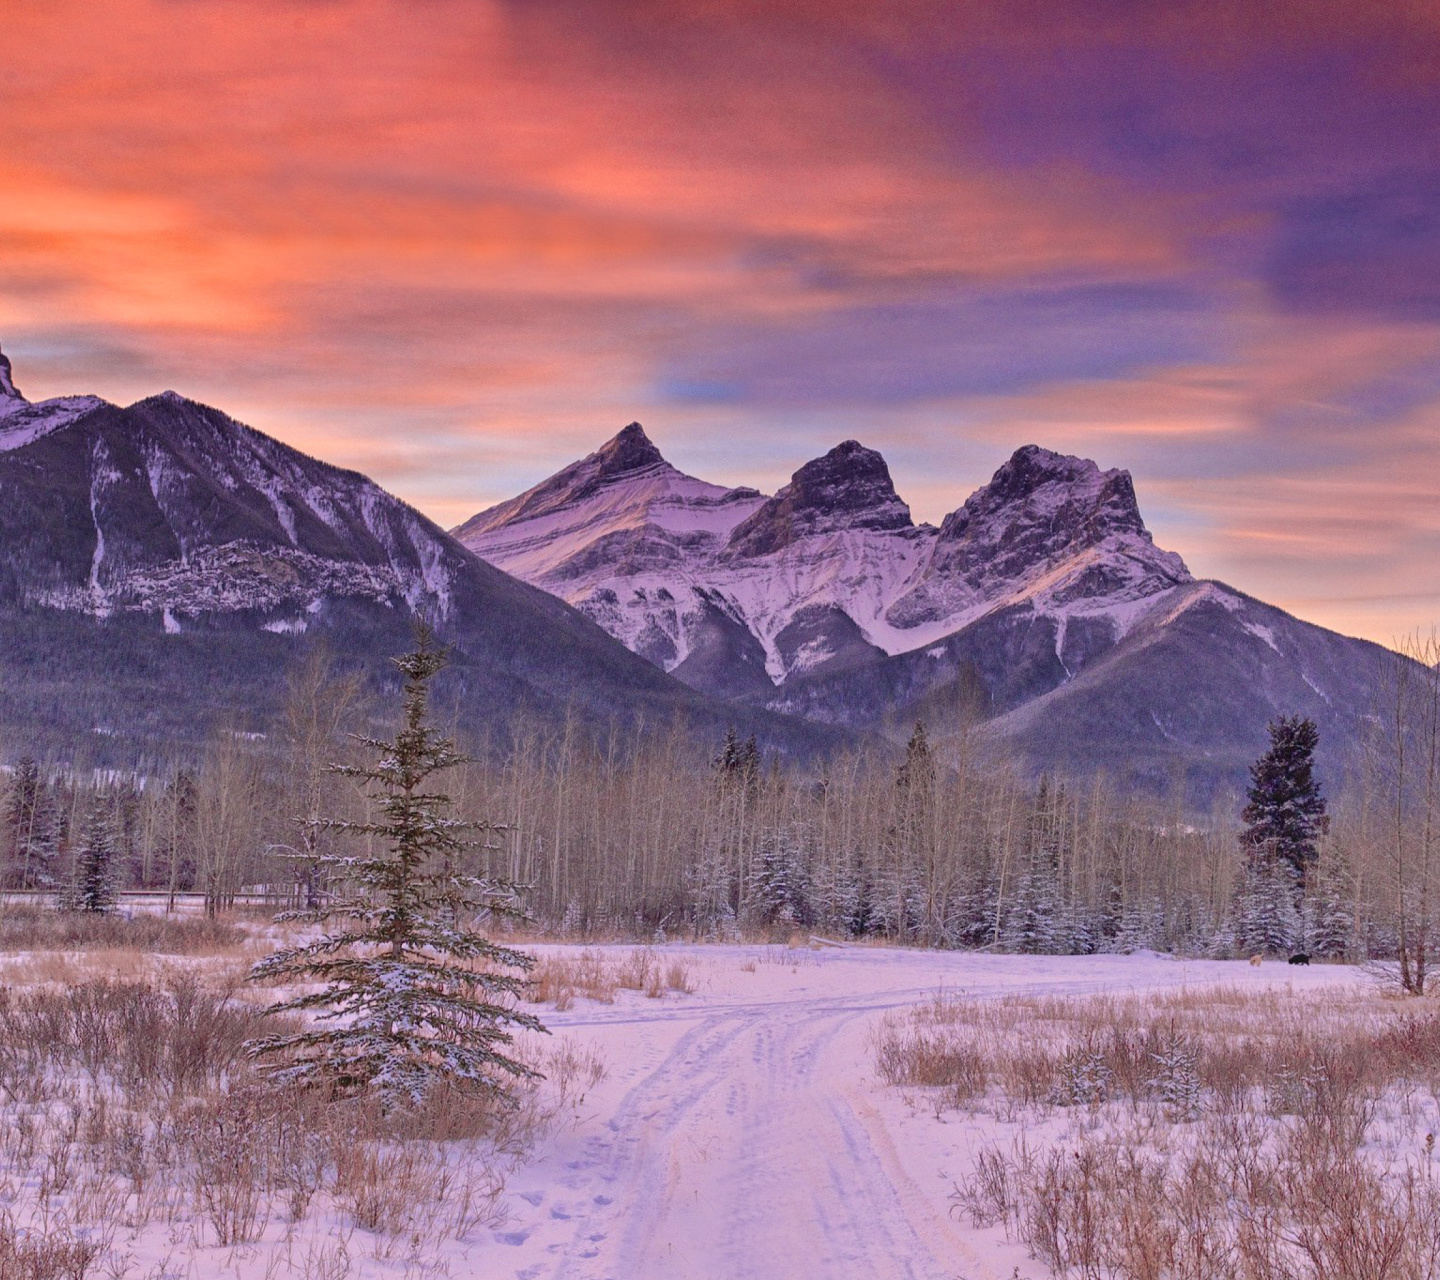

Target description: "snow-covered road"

left=478, top=946, right=1359, bottom=1280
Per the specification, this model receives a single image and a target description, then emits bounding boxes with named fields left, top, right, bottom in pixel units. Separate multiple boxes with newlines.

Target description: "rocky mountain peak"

left=724, top=440, right=912, bottom=558
left=913, top=444, right=1188, bottom=605
left=0, top=344, right=25, bottom=404
left=939, top=445, right=1148, bottom=545
left=594, top=421, right=665, bottom=478
left=453, top=421, right=681, bottom=538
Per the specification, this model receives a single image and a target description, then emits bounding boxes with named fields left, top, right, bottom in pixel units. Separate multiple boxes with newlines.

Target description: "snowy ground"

left=0, top=942, right=1374, bottom=1278
left=477, top=945, right=1362, bottom=1280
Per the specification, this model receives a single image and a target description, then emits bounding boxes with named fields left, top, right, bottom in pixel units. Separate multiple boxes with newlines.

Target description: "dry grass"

left=876, top=986, right=1440, bottom=1116
left=877, top=985, right=1440, bottom=1279
left=0, top=907, right=246, bottom=954
left=0, top=965, right=602, bottom=1275
left=527, top=948, right=695, bottom=1010
left=0, top=1215, right=104, bottom=1280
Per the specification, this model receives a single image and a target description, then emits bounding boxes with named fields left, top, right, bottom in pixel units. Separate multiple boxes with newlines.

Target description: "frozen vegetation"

left=1, top=929, right=1432, bottom=1279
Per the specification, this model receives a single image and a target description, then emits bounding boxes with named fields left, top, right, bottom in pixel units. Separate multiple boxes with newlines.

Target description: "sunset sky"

left=3, top=0, right=1439, bottom=644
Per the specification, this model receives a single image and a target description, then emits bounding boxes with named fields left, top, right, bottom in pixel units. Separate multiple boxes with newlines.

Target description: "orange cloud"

left=0, top=0, right=1438, bottom=646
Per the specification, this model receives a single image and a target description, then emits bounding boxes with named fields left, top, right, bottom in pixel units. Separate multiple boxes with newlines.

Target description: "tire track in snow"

left=547, top=995, right=966, bottom=1279
left=507, top=953, right=1340, bottom=1279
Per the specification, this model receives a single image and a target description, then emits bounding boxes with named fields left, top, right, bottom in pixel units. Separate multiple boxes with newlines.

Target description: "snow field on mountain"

left=459, top=426, right=1199, bottom=701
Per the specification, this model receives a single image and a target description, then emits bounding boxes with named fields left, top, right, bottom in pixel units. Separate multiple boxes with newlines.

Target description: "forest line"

left=3, top=637, right=1437, bottom=971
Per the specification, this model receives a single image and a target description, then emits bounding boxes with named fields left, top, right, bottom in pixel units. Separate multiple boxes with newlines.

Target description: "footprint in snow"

left=495, top=1229, right=533, bottom=1246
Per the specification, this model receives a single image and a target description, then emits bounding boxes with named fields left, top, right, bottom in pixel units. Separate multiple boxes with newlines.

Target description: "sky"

left=2, top=0, right=1439, bottom=645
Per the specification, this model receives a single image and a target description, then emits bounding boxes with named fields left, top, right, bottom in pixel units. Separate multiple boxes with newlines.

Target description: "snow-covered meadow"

left=6, top=932, right=1427, bottom=1280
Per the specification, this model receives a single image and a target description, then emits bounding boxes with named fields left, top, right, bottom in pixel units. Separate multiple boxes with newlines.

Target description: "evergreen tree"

left=1306, top=843, right=1356, bottom=959
left=1241, top=716, right=1327, bottom=891
left=1234, top=859, right=1301, bottom=956
left=714, top=728, right=760, bottom=792
left=715, top=727, right=741, bottom=775
left=1001, top=780, right=1066, bottom=953
left=746, top=825, right=811, bottom=928
left=5, top=757, right=57, bottom=890
left=885, top=723, right=936, bottom=939
left=1113, top=895, right=1165, bottom=954
left=247, top=622, right=544, bottom=1105
left=69, top=796, right=117, bottom=914
left=688, top=838, right=736, bottom=939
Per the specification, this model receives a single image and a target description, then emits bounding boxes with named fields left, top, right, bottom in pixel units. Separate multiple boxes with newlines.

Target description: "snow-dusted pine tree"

left=247, top=622, right=545, bottom=1105
left=1112, top=895, right=1165, bottom=954
left=1241, top=716, right=1327, bottom=893
left=1306, top=841, right=1356, bottom=959
left=1235, top=716, right=1326, bottom=953
left=883, top=723, right=935, bottom=940
left=1001, top=781, right=1067, bottom=953
left=1234, top=859, right=1301, bottom=956
left=746, top=825, right=811, bottom=929
left=68, top=796, right=117, bottom=914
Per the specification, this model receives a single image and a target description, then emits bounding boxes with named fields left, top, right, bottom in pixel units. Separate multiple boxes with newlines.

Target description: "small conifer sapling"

left=247, top=622, right=545, bottom=1104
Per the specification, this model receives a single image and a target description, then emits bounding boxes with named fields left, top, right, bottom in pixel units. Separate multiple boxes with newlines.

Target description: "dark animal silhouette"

left=1288, top=953, right=1310, bottom=965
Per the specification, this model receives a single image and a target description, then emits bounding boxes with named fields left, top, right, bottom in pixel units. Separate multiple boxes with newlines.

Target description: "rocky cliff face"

left=0, top=344, right=22, bottom=402
left=723, top=440, right=913, bottom=558
left=884, top=444, right=1191, bottom=630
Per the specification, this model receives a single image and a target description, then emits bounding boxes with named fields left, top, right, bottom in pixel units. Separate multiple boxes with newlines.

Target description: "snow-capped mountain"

left=458, top=424, right=1403, bottom=796
left=457, top=425, right=1192, bottom=698
left=0, top=336, right=1405, bottom=794
left=0, top=347, right=820, bottom=760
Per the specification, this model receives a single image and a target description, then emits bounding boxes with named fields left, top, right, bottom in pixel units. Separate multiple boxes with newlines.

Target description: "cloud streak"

left=0, top=0, right=1438, bottom=640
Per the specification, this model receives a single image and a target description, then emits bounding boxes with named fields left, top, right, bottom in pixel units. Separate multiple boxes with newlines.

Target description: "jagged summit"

left=455, top=420, right=705, bottom=540
left=881, top=444, right=1189, bottom=632
left=0, top=344, right=23, bottom=403
left=0, top=345, right=106, bottom=444
left=939, top=445, right=1153, bottom=552
left=596, top=421, right=665, bottom=476
left=724, top=440, right=913, bottom=558
left=461, top=427, right=1199, bottom=694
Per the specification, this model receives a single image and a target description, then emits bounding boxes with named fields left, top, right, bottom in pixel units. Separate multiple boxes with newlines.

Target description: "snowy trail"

left=481, top=948, right=1360, bottom=1280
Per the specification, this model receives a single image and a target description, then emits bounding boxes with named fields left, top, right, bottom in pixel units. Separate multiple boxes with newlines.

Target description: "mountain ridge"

left=0, top=359, right=829, bottom=761
left=457, top=424, right=1404, bottom=797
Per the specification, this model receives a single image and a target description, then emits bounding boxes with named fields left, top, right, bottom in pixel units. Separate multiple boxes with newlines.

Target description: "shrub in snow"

left=247, top=622, right=544, bottom=1105
left=1149, top=1039, right=1202, bottom=1121
left=1049, top=1046, right=1113, bottom=1107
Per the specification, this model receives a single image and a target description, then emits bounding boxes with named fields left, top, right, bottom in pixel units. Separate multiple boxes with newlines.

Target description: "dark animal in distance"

left=1288, top=953, right=1310, bottom=965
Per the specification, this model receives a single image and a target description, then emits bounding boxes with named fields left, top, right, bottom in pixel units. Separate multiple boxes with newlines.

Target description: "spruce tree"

left=1002, top=780, right=1067, bottom=954
left=1234, top=859, right=1301, bottom=956
left=1241, top=716, right=1327, bottom=889
left=1235, top=716, right=1326, bottom=952
left=247, top=622, right=544, bottom=1105
left=886, top=723, right=936, bottom=939
left=69, top=796, right=117, bottom=914
left=747, top=825, right=811, bottom=928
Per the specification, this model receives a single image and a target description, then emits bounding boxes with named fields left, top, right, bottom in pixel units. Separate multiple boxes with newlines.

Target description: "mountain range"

left=0, top=341, right=1406, bottom=796
left=0, top=347, right=816, bottom=761
left=457, top=423, right=1401, bottom=797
